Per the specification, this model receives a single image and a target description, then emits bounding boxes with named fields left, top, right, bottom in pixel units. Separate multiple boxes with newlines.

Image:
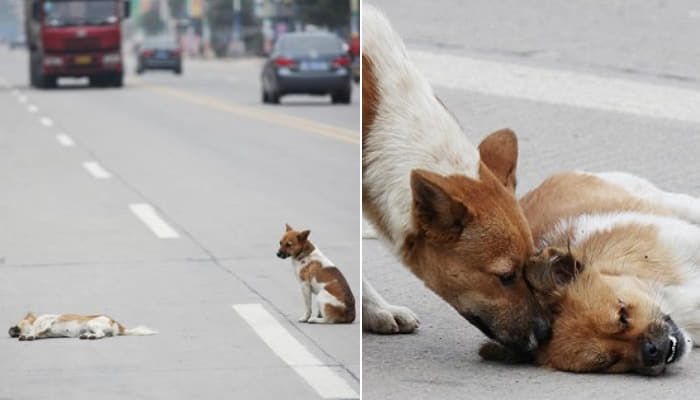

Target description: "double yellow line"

left=142, top=84, right=360, bottom=145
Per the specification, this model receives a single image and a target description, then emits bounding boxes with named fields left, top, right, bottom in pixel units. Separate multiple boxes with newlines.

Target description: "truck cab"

left=25, top=0, right=130, bottom=88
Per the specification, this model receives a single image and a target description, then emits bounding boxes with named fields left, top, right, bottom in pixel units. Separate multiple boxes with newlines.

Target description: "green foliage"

left=297, top=0, right=349, bottom=30
left=141, top=9, right=164, bottom=35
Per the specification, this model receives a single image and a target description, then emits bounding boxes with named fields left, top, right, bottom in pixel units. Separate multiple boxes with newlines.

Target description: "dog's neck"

left=293, top=241, right=316, bottom=262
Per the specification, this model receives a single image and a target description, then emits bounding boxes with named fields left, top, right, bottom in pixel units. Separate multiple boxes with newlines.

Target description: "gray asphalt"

left=363, top=1, right=700, bottom=399
left=0, top=47, right=359, bottom=399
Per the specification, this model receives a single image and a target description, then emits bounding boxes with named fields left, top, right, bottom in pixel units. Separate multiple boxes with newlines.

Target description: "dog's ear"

left=24, top=312, right=36, bottom=322
left=298, top=230, right=310, bottom=242
left=526, top=247, right=584, bottom=293
left=411, top=169, right=471, bottom=240
left=478, top=128, right=518, bottom=192
left=285, top=223, right=293, bottom=232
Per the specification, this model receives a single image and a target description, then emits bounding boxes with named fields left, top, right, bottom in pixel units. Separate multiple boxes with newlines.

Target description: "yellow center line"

left=133, top=81, right=360, bottom=145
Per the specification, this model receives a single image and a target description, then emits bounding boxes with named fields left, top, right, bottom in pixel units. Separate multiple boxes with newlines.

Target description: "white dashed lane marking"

left=56, top=133, right=75, bottom=147
left=82, top=161, right=112, bottom=179
left=27, top=104, right=38, bottom=113
left=232, top=303, right=359, bottom=399
left=40, top=116, right=54, bottom=127
left=129, top=203, right=179, bottom=239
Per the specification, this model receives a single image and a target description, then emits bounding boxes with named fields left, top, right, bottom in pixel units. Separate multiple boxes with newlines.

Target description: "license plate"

left=300, top=61, right=328, bottom=71
left=74, top=55, right=92, bottom=65
left=155, top=51, right=169, bottom=59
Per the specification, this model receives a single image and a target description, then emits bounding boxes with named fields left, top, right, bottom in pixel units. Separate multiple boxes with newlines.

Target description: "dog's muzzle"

left=8, top=326, right=20, bottom=338
left=276, top=251, right=288, bottom=259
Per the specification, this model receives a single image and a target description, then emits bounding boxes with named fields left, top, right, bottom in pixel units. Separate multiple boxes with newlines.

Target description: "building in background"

left=126, top=0, right=357, bottom=58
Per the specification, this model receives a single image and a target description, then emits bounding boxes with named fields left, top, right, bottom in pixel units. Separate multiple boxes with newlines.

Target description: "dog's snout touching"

left=462, top=313, right=495, bottom=340
left=276, top=251, right=287, bottom=259
left=642, top=338, right=665, bottom=366
left=533, top=318, right=552, bottom=342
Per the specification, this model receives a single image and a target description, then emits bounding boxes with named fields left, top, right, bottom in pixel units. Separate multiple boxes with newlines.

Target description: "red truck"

left=24, top=0, right=130, bottom=88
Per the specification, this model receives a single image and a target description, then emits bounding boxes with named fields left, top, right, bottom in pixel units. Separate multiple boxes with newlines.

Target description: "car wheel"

left=269, top=90, right=280, bottom=104
left=331, top=87, right=351, bottom=104
left=174, top=67, right=182, bottom=75
left=136, top=68, right=144, bottom=75
left=262, top=89, right=269, bottom=103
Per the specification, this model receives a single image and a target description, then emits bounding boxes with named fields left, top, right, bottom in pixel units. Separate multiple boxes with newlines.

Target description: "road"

left=363, top=1, right=700, bottom=399
left=0, top=47, right=360, bottom=399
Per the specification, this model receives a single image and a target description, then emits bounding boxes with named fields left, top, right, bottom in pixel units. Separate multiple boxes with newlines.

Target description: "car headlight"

left=102, top=54, right=121, bottom=64
left=43, top=56, right=63, bottom=66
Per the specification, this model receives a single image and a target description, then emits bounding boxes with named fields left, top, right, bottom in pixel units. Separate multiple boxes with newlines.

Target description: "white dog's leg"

left=298, top=282, right=312, bottom=322
left=363, top=277, right=419, bottom=334
left=594, top=172, right=700, bottom=223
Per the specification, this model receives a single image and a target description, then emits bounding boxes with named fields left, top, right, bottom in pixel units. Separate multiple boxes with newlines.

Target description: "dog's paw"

left=363, top=304, right=420, bottom=334
left=18, top=335, right=26, bottom=341
left=79, top=334, right=88, bottom=340
left=298, top=315, right=310, bottom=323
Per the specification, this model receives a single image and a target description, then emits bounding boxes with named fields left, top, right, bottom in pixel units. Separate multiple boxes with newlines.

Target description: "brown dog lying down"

left=482, top=171, right=699, bottom=376
left=8, top=312, right=157, bottom=340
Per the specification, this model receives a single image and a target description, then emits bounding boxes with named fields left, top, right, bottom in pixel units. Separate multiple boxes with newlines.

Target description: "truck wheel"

left=111, top=73, right=123, bottom=87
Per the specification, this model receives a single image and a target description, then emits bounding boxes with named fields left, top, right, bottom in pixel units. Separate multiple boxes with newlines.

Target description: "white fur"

left=15, top=314, right=156, bottom=340
left=362, top=4, right=480, bottom=251
left=292, top=248, right=347, bottom=324
left=546, top=171, right=700, bottom=352
left=362, top=4, right=481, bottom=334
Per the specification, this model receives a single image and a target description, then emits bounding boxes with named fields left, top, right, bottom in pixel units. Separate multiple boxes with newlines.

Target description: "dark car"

left=136, top=38, right=182, bottom=75
left=261, top=32, right=352, bottom=104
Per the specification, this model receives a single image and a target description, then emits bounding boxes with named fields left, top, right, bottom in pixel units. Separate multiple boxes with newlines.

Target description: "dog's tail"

left=119, top=325, right=158, bottom=336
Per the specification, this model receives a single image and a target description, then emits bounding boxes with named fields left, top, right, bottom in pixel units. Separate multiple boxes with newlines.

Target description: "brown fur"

left=395, top=158, right=548, bottom=350
left=517, top=172, right=682, bottom=375
left=362, top=25, right=548, bottom=348
left=279, top=227, right=355, bottom=323
left=361, top=55, right=392, bottom=241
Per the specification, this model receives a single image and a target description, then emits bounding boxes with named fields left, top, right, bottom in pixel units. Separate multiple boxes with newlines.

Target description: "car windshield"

left=44, top=0, right=117, bottom=27
left=277, top=35, right=343, bottom=57
left=142, top=39, right=179, bottom=50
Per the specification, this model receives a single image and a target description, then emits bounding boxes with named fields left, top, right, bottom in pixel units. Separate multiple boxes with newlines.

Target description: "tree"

left=297, top=0, right=349, bottom=32
left=206, top=0, right=233, bottom=57
left=141, top=9, right=164, bottom=35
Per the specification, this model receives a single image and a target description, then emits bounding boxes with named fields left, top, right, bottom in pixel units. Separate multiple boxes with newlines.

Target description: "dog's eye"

left=618, top=300, right=629, bottom=329
left=286, top=242, right=292, bottom=247
left=498, top=272, right=517, bottom=286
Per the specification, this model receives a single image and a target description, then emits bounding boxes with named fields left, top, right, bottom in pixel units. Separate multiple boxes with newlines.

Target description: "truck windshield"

left=43, top=0, right=117, bottom=27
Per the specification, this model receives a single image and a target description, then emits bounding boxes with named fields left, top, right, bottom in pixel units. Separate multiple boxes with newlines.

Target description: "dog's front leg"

left=298, top=282, right=312, bottom=322
left=363, top=277, right=419, bottom=334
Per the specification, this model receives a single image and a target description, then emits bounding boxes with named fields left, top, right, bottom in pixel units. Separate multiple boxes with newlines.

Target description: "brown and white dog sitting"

left=8, top=312, right=157, bottom=341
left=361, top=4, right=550, bottom=352
left=277, top=224, right=355, bottom=324
left=483, top=171, right=699, bottom=375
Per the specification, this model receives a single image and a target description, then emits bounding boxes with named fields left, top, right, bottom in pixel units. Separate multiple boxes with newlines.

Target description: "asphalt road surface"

left=363, top=1, right=700, bottom=399
left=0, top=47, right=360, bottom=399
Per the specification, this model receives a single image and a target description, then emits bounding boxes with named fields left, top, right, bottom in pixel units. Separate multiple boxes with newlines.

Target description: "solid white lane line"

left=40, top=116, right=54, bottom=127
left=56, top=133, right=75, bottom=147
left=410, top=50, right=700, bottom=124
left=129, top=203, right=179, bottom=239
left=27, top=104, right=38, bottom=113
left=82, top=161, right=112, bottom=179
left=232, top=303, right=358, bottom=399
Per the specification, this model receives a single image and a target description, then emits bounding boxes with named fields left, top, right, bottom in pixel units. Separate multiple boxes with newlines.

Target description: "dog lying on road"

left=484, top=171, right=697, bottom=375
left=361, top=4, right=550, bottom=352
left=8, top=312, right=157, bottom=340
left=277, top=224, right=356, bottom=324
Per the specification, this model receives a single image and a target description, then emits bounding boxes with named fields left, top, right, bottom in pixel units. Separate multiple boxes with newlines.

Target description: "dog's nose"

left=533, top=318, right=552, bottom=342
left=276, top=251, right=285, bottom=259
left=642, top=339, right=665, bottom=366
